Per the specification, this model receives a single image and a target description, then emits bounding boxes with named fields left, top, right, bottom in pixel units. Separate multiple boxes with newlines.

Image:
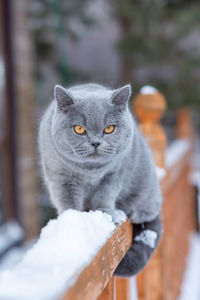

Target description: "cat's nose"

left=91, top=142, right=100, bottom=149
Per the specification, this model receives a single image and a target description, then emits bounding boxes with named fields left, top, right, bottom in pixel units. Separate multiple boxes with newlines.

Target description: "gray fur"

left=114, top=215, right=162, bottom=276
left=38, top=83, right=163, bottom=276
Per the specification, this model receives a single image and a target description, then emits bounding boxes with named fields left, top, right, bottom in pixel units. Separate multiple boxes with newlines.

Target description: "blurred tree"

left=108, top=0, right=200, bottom=108
left=30, top=0, right=94, bottom=90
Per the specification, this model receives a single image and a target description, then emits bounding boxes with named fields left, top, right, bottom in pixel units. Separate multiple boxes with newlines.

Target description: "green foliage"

left=108, top=0, right=200, bottom=108
left=30, top=0, right=94, bottom=86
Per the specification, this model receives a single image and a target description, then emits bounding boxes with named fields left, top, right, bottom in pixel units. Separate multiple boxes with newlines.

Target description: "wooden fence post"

left=134, top=87, right=167, bottom=167
left=116, top=277, right=131, bottom=300
left=12, top=0, right=40, bottom=238
left=176, top=108, right=193, bottom=140
left=133, top=86, right=167, bottom=300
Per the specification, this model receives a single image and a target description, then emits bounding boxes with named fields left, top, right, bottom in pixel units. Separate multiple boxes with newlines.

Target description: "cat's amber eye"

left=104, top=125, right=115, bottom=134
left=74, top=125, right=86, bottom=135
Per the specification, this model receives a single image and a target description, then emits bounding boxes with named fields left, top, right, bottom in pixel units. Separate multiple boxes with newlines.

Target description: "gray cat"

left=38, top=83, right=162, bottom=276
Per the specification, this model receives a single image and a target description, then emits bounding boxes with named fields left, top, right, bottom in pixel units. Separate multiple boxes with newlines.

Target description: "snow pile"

left=0, top=221, right=24, bottom=254
left=189, top=171, right=200, bottom=186
left=0, top=210, right=124, bottom=300
left=155, top=166, right=166, bottom=181
left=178, top=234, right=200, bottom=300
left=0, top=241, right=36, bottom=274
left=140, top=85, right=157, bottom=95
left=135, top=230, right=157, bottom=248
left=165, top=139, right=191, bottom=169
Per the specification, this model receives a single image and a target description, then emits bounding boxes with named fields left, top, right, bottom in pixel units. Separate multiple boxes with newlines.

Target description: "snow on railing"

left=0, top=210, right=132, bottom=300
left=165, top=139, right=191, bottom=169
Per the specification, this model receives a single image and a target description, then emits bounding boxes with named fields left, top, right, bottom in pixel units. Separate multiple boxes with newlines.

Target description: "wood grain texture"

left=133, top=90, right=167, bottom=168
left=98, top=277, right=114, bottom=300
left=62, top=220, right=133, bottom=300
left=116, top=277, right=131, bottom=300
left=176, top=109, right=193, bottom=139
left=137, top=268, right=147, bottom=300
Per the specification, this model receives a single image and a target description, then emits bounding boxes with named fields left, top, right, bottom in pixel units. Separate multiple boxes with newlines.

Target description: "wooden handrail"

left=62, top=220, right=133, bottom=300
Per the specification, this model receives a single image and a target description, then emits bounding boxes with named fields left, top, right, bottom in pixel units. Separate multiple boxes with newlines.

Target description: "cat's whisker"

left=101, top=146, right=116, bottom=154
left=75, top=146, right=88, bottom=151
left=76, top=148, right=88, bottom=152
left=104, top=150, right=114, bottom=153
left=76, top=149, right=95, bottom=156
left=74, top=142, right=86, bottom=148
left=103, top=146, right=114, bottom=151
left=76, top=151, right=90, bottom=155
left=102, top=150, right=115, bottom=155
left=75, top=146, right=90, bottom=153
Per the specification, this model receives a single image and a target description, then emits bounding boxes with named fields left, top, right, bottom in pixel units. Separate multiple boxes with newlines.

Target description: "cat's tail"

left=114, top=215, right=162, bottom=277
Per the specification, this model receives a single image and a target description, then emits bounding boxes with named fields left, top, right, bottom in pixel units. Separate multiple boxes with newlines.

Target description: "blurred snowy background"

left=0, top=0, right=200, bottom=299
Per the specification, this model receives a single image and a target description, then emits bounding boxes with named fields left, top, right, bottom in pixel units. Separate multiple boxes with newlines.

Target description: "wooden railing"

left=62, top=220, right=132, bottom=300
left=61, top=90, right=197, bottom=300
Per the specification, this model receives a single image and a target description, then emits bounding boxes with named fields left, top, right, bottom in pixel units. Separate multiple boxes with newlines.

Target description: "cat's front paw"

left=98, top=208, right=127, bottom=225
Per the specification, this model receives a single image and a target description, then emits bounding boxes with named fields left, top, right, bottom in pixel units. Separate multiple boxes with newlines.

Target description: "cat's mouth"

left=88, top=152, right=101, bottom=158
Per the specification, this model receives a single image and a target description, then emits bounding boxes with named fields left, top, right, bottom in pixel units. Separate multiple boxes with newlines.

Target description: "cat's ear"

left=54, top=85, right=74, bottom=111
left=111, top=84, right=132, bottom=107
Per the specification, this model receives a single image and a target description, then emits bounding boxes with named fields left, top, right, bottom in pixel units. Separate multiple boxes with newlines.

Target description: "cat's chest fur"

left=59, top=158, right=125, bottom=197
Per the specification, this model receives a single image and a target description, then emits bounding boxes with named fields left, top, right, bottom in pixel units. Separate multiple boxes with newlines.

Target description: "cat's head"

left=51, top=83, right=134, bottom=164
